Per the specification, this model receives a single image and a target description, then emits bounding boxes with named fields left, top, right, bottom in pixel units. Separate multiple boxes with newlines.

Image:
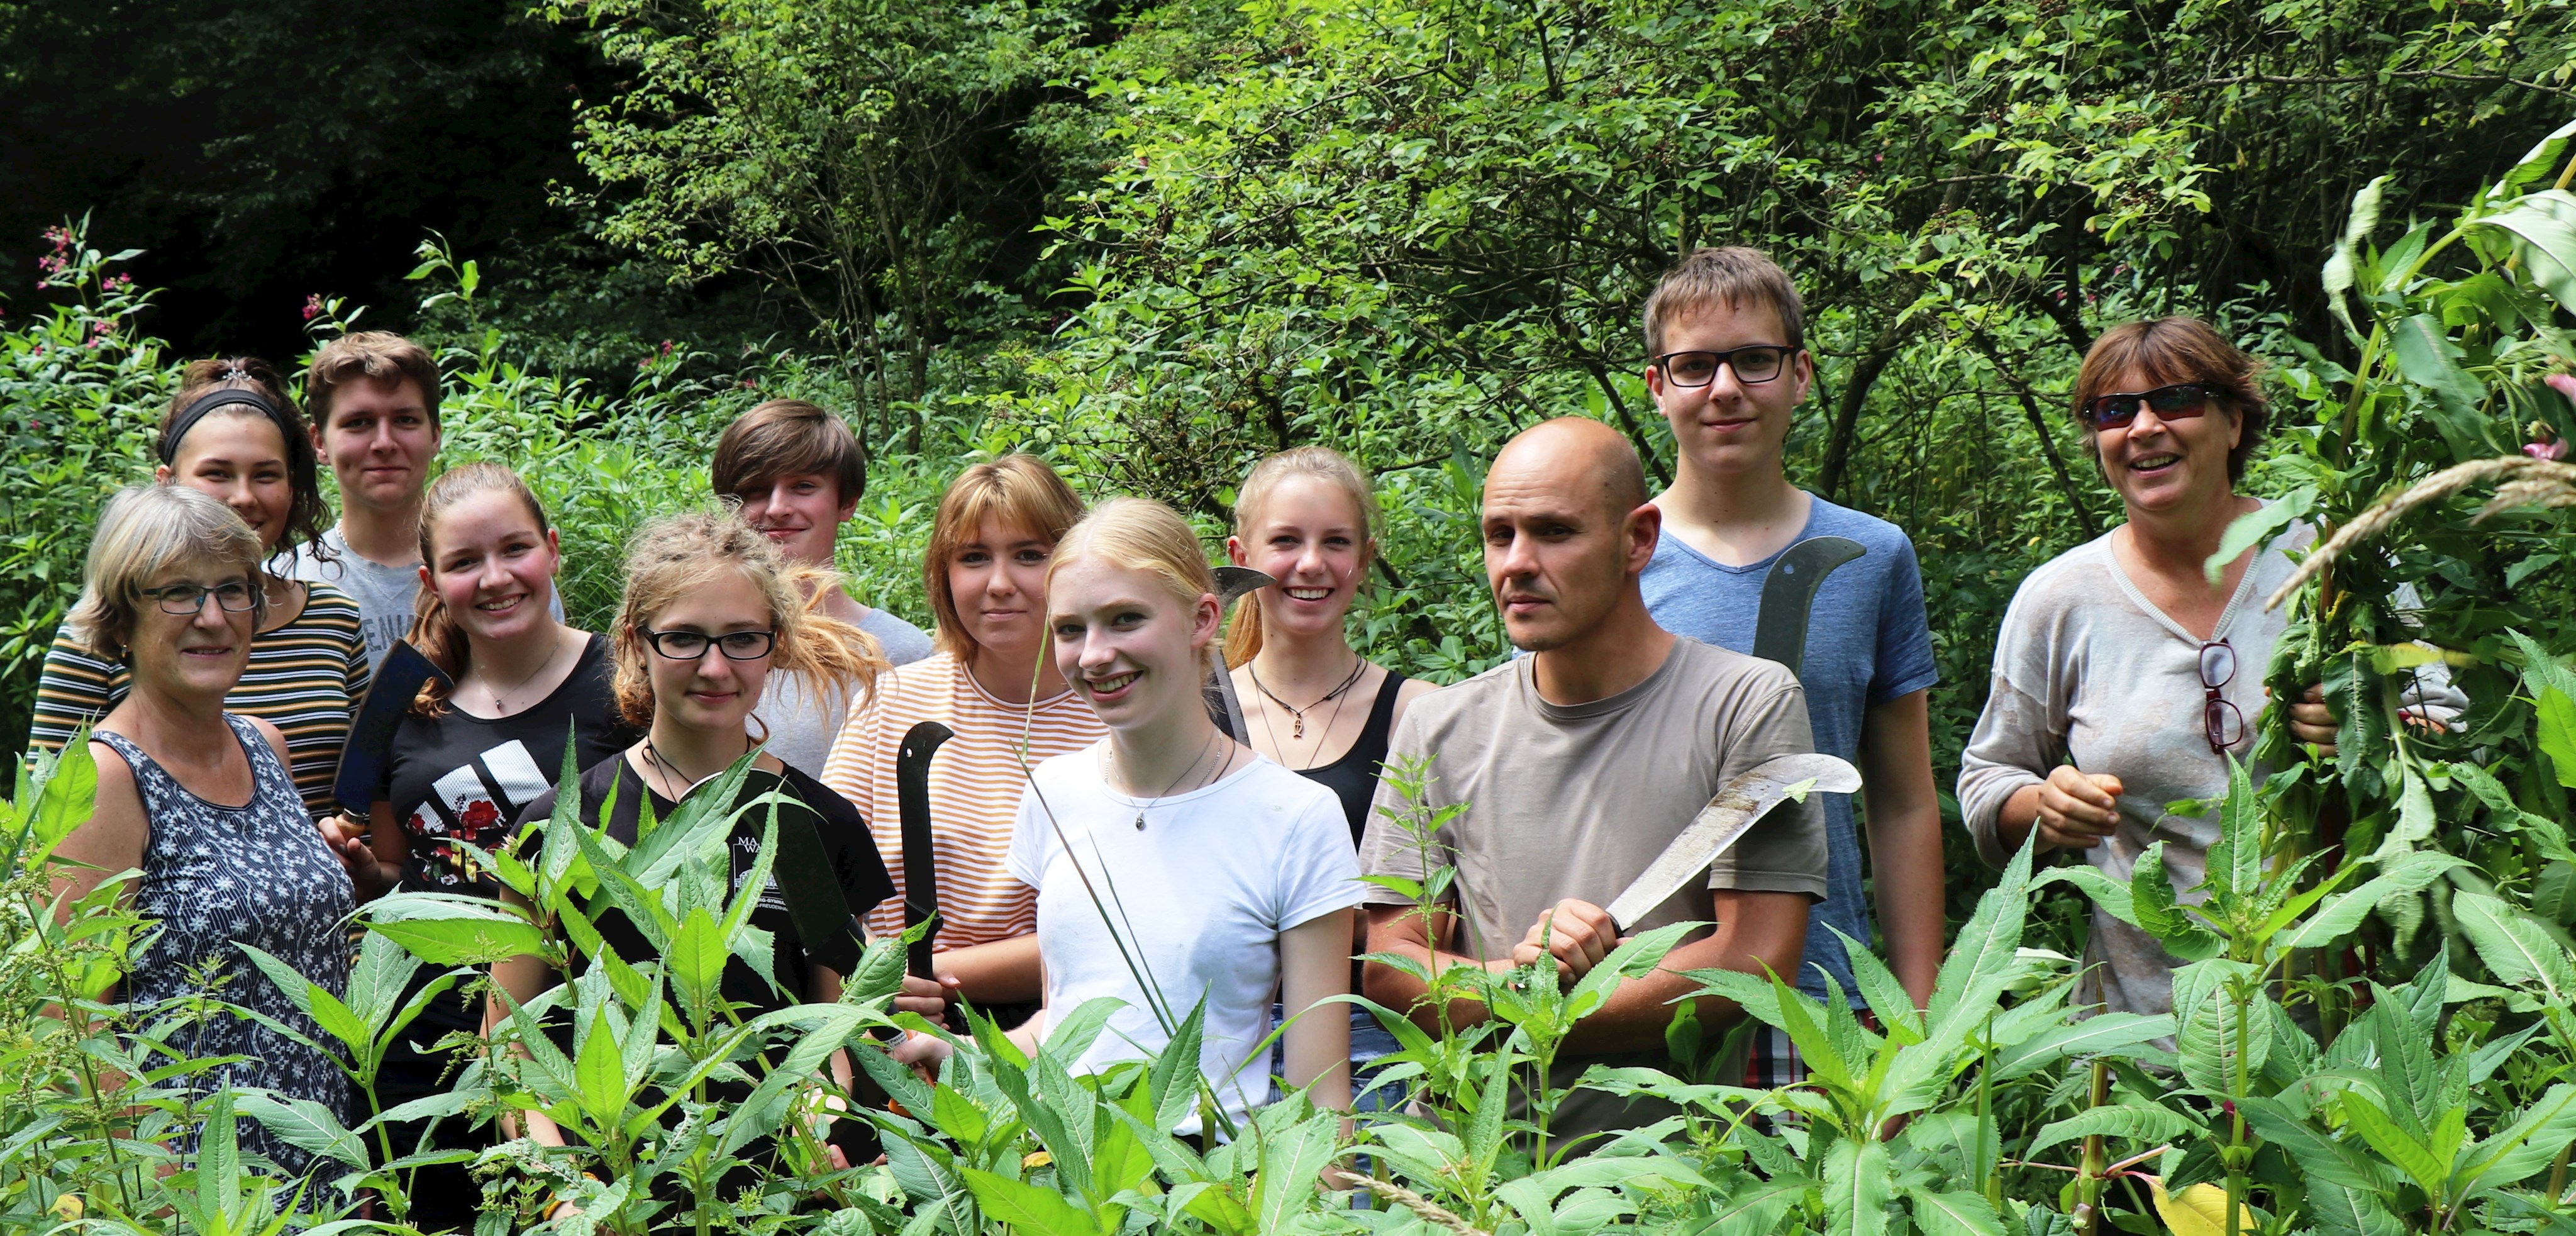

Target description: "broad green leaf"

left=28, top=735, right=97, bottom=860
left=2456, top=1083, right=2576, bottom=1198
left=2173, top=961, right=2268, bottom=1094
left=361, top=895, right=545, bottom=966
left=962, top=1166, right=1100, bottom=1236
left=1701, top=1176, right=1811, bottom=1236
left=1992, top=1013, right=2174, bottom=1081
left=1907, top=1189, right=2002, bottom=1236
left=2035, top=864, right=2135, bottom=925
left=1824, top=1137, right=1893, bottom=1236
left=2453, top=891, right=2576, bottom=1004
left=235, top=1093, right=369, bottom=1171
left=2307, top=1179, right=2405, bottom=1236
left=2026, top=1103, right=2197, bottom=1160
left=2370, top=766, right=2438, bottom=860
left=2237, top=1096, right=2387, bottom=1191
left=2388, top=312, right=2496, bottom=461
left=931, top=1084, right=992, bottom=1147
left=2536, top=686, right=2576, bottom=791
left=2341, top=1094, right=2448, bottom=1196
left=2206, top=756, right=2262, bottom=901
left=1253, top=1105, right=1340, bottom=1232
left=572, top=1010, right=628, bottom=1125
left=2502, top=120, right=2576, bottom=193
left=2279, top=853, right=2463, bottom=950
left=665, top=906, right=728, bottom=1024
left=2472, top=191, right=2576, bottom=313
left=2205, top=489, right=2312, bottom=584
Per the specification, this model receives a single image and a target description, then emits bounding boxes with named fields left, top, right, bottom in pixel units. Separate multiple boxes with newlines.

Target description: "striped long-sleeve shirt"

left=26, top=582, right=370, bottom=818
left=820, top=652, right=1106, bottom=949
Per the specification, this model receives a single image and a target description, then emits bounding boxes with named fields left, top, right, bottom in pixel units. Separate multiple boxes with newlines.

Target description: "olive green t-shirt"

left=1358, top=635, right=1827, bottom=938
left=1357, top=635, right=1827, bottom=1146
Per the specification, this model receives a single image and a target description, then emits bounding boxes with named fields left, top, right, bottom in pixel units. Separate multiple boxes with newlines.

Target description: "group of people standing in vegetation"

left=31, top=242, right=2423, bottom=1215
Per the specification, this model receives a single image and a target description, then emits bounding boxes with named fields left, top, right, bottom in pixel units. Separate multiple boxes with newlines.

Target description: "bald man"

left=1357, top=417, right=1825, bottom=1146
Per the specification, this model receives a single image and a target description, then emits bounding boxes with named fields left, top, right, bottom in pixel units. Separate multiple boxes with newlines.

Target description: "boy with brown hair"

left=711, top=399, right=932, bottom=775
left=1637, top=247, right=1946, bottom=1085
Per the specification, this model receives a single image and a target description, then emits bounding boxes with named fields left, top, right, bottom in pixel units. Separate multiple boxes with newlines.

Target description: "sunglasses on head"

left=2079, top=382, right=2219, bottom=430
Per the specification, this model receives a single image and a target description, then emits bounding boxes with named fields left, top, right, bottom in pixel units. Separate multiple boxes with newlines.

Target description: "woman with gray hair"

left=48, top=484, right=353, bottom=1177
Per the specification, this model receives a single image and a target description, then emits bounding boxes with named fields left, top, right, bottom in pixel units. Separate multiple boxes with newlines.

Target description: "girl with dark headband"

left=26, top=357, right=372, bottom=825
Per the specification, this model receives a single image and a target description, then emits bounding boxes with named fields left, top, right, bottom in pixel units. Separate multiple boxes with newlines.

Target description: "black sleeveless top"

left=1296, top=670, right=1407, bottom=844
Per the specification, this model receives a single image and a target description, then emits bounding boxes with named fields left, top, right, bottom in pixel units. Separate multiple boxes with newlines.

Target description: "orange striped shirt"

left=821, top=652, right=1106, bottom=949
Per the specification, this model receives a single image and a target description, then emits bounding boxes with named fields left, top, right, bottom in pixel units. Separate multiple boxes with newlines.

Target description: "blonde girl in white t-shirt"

left=901, top=497, right=1358, bottom=1133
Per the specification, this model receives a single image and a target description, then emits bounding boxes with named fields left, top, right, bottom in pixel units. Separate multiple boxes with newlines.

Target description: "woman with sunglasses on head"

left=28, top=358, right=370, bottom=821
left=48, top=485, right=353, bottom=1179
left=1957, top=318, right=2462, bottom=1018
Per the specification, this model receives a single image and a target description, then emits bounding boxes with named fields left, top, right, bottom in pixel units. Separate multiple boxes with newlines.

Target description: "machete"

left=331, top=640, right=447, bottom=816
left=1602, top=751, right=1863, bottom=932
left=894, top=720, right=955, bottom=981
left=1596, top=535, right=1868, bottom=932
left=1749, top=535, right=1866, bottom=676
left=765, top=781, right=866, bottom=979
left=1203, top=565, right=1277, bottom=743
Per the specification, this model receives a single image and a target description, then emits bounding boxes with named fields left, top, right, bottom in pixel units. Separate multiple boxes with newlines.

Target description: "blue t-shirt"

left=1638, top=494, right=1938, bottom=1005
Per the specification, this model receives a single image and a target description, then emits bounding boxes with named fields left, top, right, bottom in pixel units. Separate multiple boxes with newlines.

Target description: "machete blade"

left=1602, top=752, right=1862, bottom=933
left=1204, top=566, right=1275, bottom=742
left=331, top=640, right=447, bottom=816
left=1749, top=535, right=1867, bottom=679
left=895, top=720, right=955, bottom=981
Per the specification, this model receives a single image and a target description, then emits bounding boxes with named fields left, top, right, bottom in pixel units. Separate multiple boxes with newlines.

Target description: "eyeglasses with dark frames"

left=142, top=580, right=258, bottom=616
left=2200, top=638, right=2244, bottom=754
left=2080, top=382, right=2219, bottom=430
left=1653, top=345, right=1796, bottom=387
left=640, top=628, right=777, bottom=661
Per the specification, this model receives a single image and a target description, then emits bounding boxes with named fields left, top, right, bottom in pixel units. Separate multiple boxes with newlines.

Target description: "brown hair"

left=924, top=455, right=1087, bottom=660
left=1222, top=447, right=1379, bottom=668
left=710, top=399, right=866, bottom=508
left=64, top=484, right=267, bottom=660
left=157, top=356, right=331, bottom=561
left=2071, top=318, right=2270, bottom=483
left=1643, top=246, right=1807, bottom=357
left=1048, top=497, right=1221, bottom=675
left=407, top=463, right=555, bottom=714
left=609, top=509, right=888, bottom=728
left=307, top=331, right=443, bottom=431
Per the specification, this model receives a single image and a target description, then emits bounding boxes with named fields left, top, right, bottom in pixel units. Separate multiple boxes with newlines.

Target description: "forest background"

left=3, top=0, right=2572, bottom=933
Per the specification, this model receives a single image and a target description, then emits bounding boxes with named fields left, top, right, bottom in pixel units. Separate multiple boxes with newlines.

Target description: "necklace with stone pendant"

left=1113, top=730, right=1223, bottom=831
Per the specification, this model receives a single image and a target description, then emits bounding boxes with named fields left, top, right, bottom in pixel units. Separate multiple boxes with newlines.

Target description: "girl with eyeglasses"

left=28, top=357, right=370, bottom=821
left=350, top=462, right=635, bottom=1230
left=492, top=511, right=932, bottom=1197
left=1958, top=318, right=2462, bottom=1018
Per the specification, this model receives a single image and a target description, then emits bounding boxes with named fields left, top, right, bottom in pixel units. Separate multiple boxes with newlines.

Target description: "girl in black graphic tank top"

left=1223, top=449, right=1436, bottom=1096
left=353, top=465, right=637, bottom=1232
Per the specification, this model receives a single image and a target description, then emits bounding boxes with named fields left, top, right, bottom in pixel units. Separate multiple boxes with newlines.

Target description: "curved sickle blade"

left=1603, top=752, right=1863, bottom=933
left=1750, top=535, right=1867, bottom=679
left=895, top=720, right=955, bottom=980
left=1204, top=566, right=1276, bottom=742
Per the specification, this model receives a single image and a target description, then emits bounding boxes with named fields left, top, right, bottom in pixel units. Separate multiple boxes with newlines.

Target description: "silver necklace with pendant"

left=1110, top=729, right=1224, bottom=831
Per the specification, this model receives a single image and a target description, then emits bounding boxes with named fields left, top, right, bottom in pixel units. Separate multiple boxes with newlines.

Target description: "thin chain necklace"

left=1104, top=728, right=1225, bottom=832
left=474, top=631, right=570, bottom=716
left=1248, top=654, right=1367, bottom=740
left=641, top=731, right=757, bottom=800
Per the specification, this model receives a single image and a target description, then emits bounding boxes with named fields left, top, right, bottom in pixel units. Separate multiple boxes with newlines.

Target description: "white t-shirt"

left=1006, top=743, right=1362, bottom=1133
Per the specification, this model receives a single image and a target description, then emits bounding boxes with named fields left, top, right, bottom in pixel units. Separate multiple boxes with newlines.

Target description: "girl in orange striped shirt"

left=820, top=455, right=1097, bottom=1023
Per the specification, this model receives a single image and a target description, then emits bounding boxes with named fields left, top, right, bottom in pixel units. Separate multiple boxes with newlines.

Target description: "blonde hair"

left=409, top=463, right=555, bottom=714
left=1047, top=497, right=1219, bottom=672
left=611, top=509, right=889, bottom=728
left=1221, top=447, right=1379, bottom=668
left=64, top=484, right=266, bottom=659
left=923, top=455, right=1086, bottom=659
